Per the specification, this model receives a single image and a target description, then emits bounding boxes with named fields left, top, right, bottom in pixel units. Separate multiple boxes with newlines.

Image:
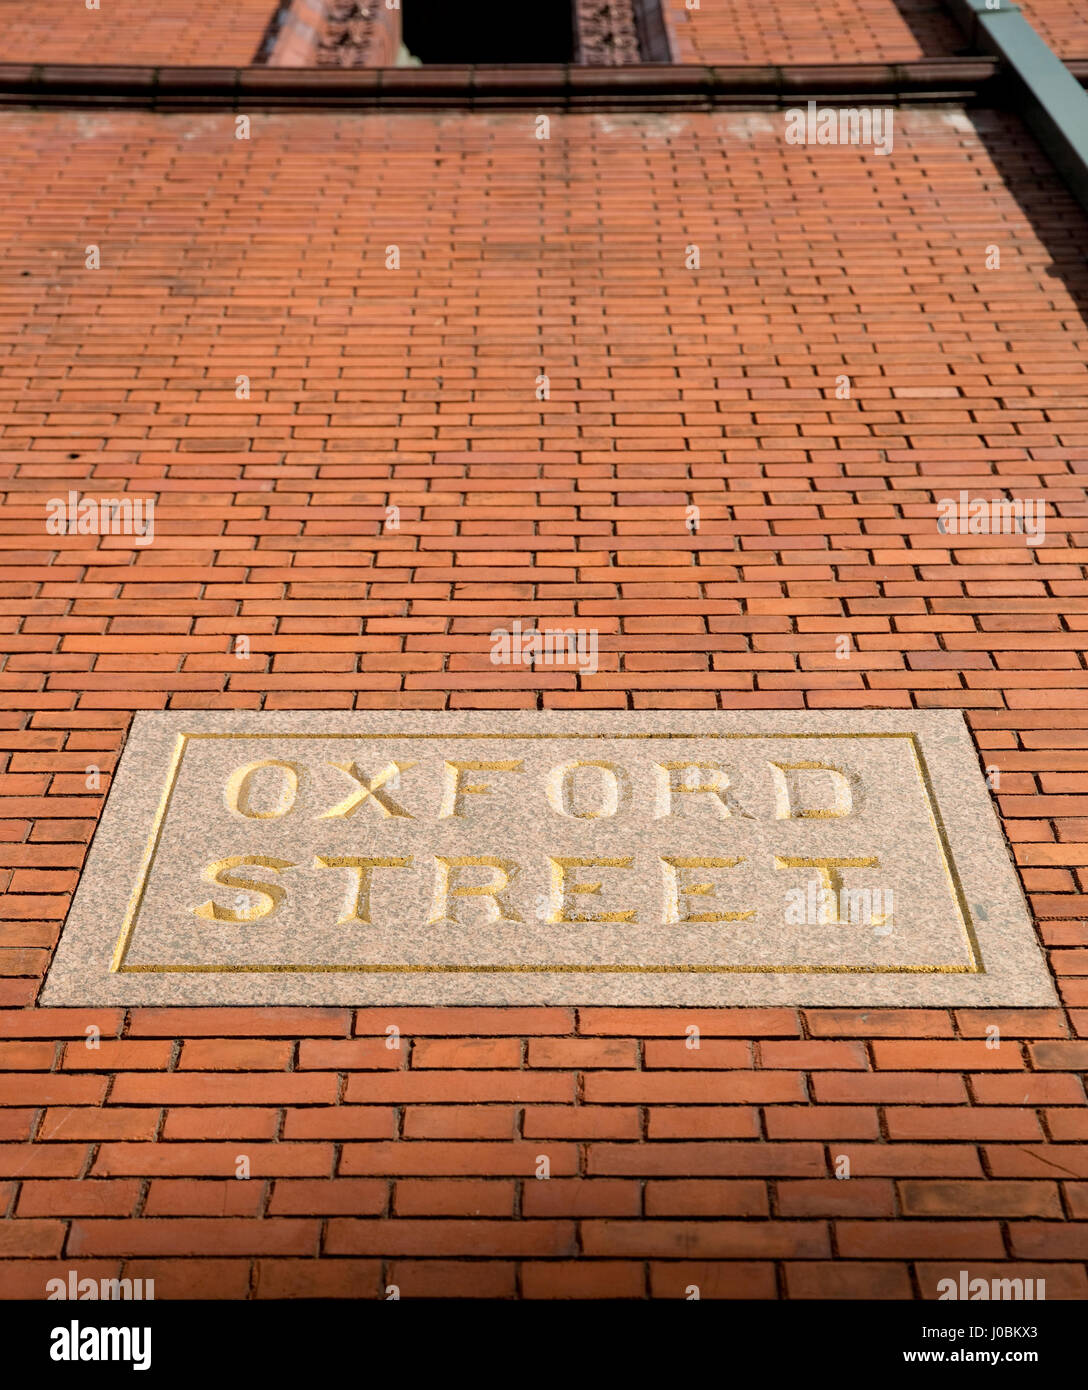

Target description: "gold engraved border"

left=111, top=731, right=983, bottom=975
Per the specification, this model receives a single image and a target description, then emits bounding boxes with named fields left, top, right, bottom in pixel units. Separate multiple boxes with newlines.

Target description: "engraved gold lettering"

left=319, top=761, right=415, bottom=819
left=653, top=761, right=751, bottom=819
left=768, top=762, right=854, bottom=819
left=438, top=760, right=523, bottom=818
left=193, top=855, right=295, bottom=922
left=547, top=856, right=635, bottom=923
left=775, top=855, right=888, bottom=926
left=428, top=856, right=522, bottom=924
left=660, top=856, right=755, bottom=923
left=314, top=855, right=412, bottom=925
left=223, top=760, right=302, bottom=820
left=545, top=760, right=627, bottom=819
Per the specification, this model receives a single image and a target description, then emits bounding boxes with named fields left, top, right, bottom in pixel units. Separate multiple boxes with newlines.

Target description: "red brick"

left=0, top=1041, right=55, bottom=1069
left=984, top=1145, right=1088, bottom=1179
left=108, top=1074, right=339, bottom=1106
left=163, top=1108, right=280, bottom=1142
left=126, top=1260, right=252, bottom=1300
left=527, top=1038, right=638, bottom=1068
left=297, top=1040, right=403, bottom=1070
left=899, top=1179, right=1061, bottom=1218
left=393, top=1179, right=514, bottom=1217
left=92, top=1142, right=334, bottom=1178
left=886, top=1106, right=1044, bottom=1140
left=521, top=1261, right=646, bottom=1299
left=401, top=1106, right=516, bottom=1140
left=0, top=1261, right=122, bottom=1301
left=955, top=1009, right=1069, bottom=1038
left=68, top=1218, right=320, bottom=1258
left=646, top=1107, right=761, bottom=1139
left=584, top=1072, right=804, bottom=1104
left=1045, top=1110, right=1088, bottom=1140
left=764, top=1106, right=879, bottom=1140
left=777, top=1179, right=895, bottom=1217
left=0, top=1010, right=122, bottom=1039
left=804, top=1010, right=953, bottom=1038
left=254, top=1259, right=383, bottom=1300
left=582, top=1219, right=829, bottom=1259
left=61, top=1040, right=173, bottom=1071
left=341, top=1141, right=579, bottom=1177
left=343, top=1071, right=573, bottom=1104
left=828, top=1145, right=983, bottom=1178
left=268, top=1179, right=387, bottom=1216
left=1061, top=1183, right=1088, bottom=1218
left=970, top=1073, right=1085, bottom=1105
left=40, top=1108, right=160, bottom=1141
left=812, top=1072, right=967, bottom=1104
left=0, top=1220, right=66, bottom=1257
left=915, top=1261, right=1088, bottom=1301
left=588, top=1141, right=824, bottom=1177
left=644, top=1179, right=768, bottom=1217
left=759, top=1041, right=869, bottom=1070
left=578, top=1008, right=800, bottom=1037
left=326, top=1220, right=576, bottom=1258
left=0, top=1075, right=106, bottom=1106
left=17, top=1179, right=139, bottom=1217
left=642, top=1040, right=752, bottom=1068
left=354, top=1008, right=571, bottom=1037
left=125, top=1009, right=350, bottom=1038
left=648, top=1261, right=778, bottom=1299
left=872, top=1041, right=1024, bottom=1070
left=1029, top=1040, right=1088, bottom=1069
left=144, top=1179, right=266, bottom=1218
left=522, top=1179, right=641, bottom=1218
left=412, top=1039, right=521, bottom=1069
left=178, top=1040, right=295, bottom=1071
left=0, top=1111, right=34, bottom=1141
left=835, top=1221, right=1005, bottom=1259
left=785, top=1262, right=913, bottom=1299
left=0, top=1144, right=87, bottom=1177
left=523, top=1105, right=640, bottom=1140
left=282, top=1108, right=396, bottom=1141
left=1009, top=1224, right=1088, bottom=1259
left=386, top=1260, right=515, bottom=1299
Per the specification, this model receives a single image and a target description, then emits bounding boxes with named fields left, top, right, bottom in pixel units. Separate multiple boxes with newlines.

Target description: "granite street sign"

left=42, top=710, right=1056, bottom=1007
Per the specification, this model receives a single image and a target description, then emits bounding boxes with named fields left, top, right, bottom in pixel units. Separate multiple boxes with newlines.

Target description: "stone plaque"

left=41, top=711, right=1056, bottom=1006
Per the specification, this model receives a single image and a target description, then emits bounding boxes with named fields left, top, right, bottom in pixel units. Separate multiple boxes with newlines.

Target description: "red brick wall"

left=660, top=0, right=1088, bottom=65
left=661, top=0, right=964, bottom=64
left=1014, top=0, right=1088, bottom=57
left=1, top=105, right=1086, bottom=1297
left=5, top=0, right=1086, bottom=69
left=0, top=0, right=278, bottom=66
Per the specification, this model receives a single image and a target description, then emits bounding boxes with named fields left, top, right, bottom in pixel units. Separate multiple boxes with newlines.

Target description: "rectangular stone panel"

left=41, top=710, right=1056, bottom=1006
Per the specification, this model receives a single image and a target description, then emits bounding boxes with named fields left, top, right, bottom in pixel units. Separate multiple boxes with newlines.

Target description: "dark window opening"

left=402, top=0, right=576, bottom=65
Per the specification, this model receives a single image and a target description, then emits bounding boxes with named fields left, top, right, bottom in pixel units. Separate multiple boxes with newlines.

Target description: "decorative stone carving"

left=315, top=2, right=382, bottom=67
left=272, top=0, right=659, bottom=68
left=575, top=1, right=643, bottom=65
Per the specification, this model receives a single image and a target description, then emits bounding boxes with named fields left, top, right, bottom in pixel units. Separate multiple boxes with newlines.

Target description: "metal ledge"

left=0, top=60, right=1006, bottom=111
left=945, top=0, right=1088, bottom=216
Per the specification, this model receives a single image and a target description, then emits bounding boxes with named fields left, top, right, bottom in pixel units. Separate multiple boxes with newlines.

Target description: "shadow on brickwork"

left=969, top=107, right=1088, bottom=332
left=891, top=0, right=975, bottom=55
